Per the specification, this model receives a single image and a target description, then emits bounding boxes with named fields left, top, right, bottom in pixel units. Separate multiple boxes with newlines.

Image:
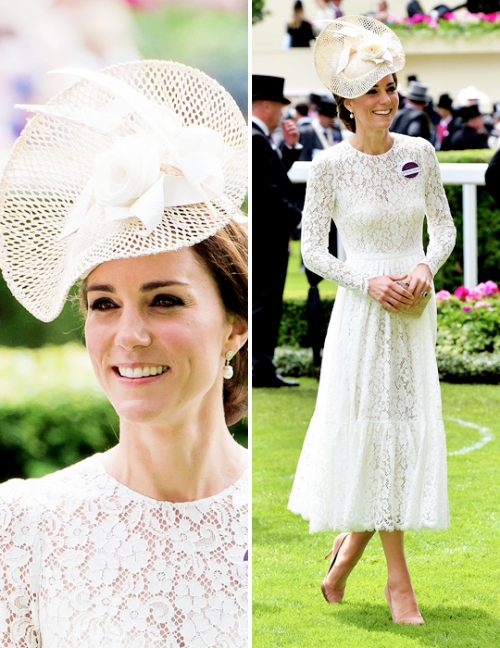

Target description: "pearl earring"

left=223, top=351, right=235, bottom=379
left=350, top=112, right=354, bottom=119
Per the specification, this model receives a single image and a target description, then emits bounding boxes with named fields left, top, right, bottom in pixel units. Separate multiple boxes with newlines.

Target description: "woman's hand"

left=406, top=264, right=433, bottom=310
left=368, top=274, right=415, bottom=314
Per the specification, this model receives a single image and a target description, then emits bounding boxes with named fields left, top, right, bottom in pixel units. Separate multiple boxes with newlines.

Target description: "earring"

left=350, top=112, right=354, bottom=119
left=223, top=351, right=235, bottom=379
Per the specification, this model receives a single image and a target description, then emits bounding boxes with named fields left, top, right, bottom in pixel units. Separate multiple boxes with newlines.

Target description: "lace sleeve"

left=420, top=141, right=457, bottom=276
left=0, top=483, right=40, bottom=647
left=301, top=153, right=371, bottom=294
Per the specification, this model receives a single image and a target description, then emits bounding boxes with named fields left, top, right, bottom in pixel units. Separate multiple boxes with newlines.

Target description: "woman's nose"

left=115, top=309, right=152, bottom=350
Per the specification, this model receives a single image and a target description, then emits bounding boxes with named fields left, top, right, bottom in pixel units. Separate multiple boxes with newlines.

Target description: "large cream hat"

left=314, top=15, right=405, bottom=99
left=0, top=60, right=247, bottom=322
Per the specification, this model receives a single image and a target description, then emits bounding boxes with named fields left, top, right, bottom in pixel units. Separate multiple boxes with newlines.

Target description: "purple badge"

left=402, top=161, right=419, bottom=178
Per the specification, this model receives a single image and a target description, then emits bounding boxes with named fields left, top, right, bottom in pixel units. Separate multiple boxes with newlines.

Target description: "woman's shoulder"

left=394, top=133, right=436, bottom=156
left=0, top=454, right=105, bottom=514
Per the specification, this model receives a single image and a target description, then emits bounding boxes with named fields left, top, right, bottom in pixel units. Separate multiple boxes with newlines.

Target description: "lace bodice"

left=301, top=134, right=456, bottom=293
left=0, top=455, right=248, bottom=647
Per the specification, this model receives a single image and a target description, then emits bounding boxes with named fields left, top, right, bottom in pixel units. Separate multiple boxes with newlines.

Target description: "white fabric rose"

left=357, top=35, right=388, bottom=64
left=93, top=135, right=161, bottom=207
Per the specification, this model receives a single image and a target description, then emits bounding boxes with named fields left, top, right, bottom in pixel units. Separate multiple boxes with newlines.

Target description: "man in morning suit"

left=297, top=97, right=341, bottom=162
left=252, top=75, right=302, bottom=387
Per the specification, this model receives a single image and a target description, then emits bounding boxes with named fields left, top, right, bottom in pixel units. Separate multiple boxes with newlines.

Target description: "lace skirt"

left=288, top=250, right=450, bottom=533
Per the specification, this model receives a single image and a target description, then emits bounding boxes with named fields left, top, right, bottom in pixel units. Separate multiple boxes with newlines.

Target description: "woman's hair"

left=289, top=0, right=304, bottom=28
left=334, top=72, right=398, bottom=133
left=191, top=220, right=248, bottom=426
left=79, top=219, right=248, bottom=427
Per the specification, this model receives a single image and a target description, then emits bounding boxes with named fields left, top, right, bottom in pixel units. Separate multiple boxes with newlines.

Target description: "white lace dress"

left=0, top=454, right=248, bottom=647
left=288, top=134, right=456, bottom=533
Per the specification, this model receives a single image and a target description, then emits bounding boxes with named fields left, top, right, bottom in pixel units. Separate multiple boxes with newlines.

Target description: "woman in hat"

left=288, top=16, right=456, bottom=624
left=0, top=61, right=248, bottom=646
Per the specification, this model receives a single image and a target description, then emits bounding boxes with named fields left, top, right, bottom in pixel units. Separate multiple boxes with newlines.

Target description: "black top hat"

left=252, top=75, right=291, bottom=105
left=406, top=81, right=431, bottom=103
left=316, top=98, right=336, bottom=118
left=460, top=101, right=482, bottom=122
left=437, top=93, right=453, bottom=110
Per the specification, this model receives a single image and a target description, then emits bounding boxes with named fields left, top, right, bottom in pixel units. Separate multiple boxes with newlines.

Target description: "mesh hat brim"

left=314, top=15, right=405, bottom=99
left=0, top=60, right=247, bottom=322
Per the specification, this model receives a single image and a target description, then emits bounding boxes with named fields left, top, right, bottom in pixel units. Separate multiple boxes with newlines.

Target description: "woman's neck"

left=101, top=406, right=247, bottom=503
left=349, top=127, right=394, bottom=156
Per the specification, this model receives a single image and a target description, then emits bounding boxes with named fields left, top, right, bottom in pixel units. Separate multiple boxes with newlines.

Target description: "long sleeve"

left=420, top=141, right=456, bottom=276
left=0, top=482, right=40, bottom=647
left=301, top=152, right=371, bottom=294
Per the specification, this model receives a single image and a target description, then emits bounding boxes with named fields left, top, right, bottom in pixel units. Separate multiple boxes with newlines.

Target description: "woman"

left=286, top=1, right=315, bottom=48
left=288, top=16, right=456, bottom=625
left=0, top=60, right=248, bottom=646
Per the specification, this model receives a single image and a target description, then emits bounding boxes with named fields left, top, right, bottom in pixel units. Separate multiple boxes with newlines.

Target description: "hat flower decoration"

left=0, top=60, right=247, bottom=322
left=314, top=15, right=405, bottom=99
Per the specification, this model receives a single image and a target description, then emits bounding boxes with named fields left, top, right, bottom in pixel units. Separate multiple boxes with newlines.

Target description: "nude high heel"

left=384, top=582, right=425, bottom=625
left=320, top=532, right=350, bottom=604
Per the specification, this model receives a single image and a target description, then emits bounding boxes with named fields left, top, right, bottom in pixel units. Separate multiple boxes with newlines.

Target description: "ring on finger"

left=421, top=291, right=428, bottom=298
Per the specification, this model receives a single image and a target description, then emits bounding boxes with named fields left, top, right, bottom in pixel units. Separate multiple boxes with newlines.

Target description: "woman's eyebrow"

left=140, top=280, right=190, bottom=292
left=86, top=280, right=190, bottom=293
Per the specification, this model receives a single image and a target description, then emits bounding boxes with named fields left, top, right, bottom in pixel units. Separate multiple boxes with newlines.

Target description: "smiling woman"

left=0, top=60, right=248, bottom=647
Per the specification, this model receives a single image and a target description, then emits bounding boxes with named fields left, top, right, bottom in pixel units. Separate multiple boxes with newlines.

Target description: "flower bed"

left=389, top=12, right=500, bottom=38
left=276, top=281, right=500, bottom=382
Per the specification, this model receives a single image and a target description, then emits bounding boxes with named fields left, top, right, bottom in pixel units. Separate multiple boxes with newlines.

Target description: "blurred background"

left=0, top=0, right=248, bottom=480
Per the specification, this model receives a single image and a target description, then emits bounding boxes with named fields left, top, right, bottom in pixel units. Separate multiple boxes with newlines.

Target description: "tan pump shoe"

left=320, top=532, right=350, bottom=604
left=384, top=582, right=425, bottom=625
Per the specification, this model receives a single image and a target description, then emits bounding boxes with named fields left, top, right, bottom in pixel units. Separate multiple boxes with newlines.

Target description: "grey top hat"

left=406, top=81, right=431, bottom=103
left=316, top=98, right=337, bottom=117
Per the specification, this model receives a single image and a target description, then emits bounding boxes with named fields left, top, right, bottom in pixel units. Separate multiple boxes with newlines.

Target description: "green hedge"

left=275, top=345, right=500, bottom=383
left=0, top=344, right=247, bottom=481
left=278, top=293, right=500, bottom=382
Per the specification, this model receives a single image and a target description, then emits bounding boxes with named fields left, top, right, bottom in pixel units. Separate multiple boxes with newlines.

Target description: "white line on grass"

left=446, top=417, right=494, bottom=456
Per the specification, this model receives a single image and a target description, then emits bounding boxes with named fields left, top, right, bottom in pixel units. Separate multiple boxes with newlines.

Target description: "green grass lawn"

left=285, top=240, right=337, bottom=298
left=252, top=380, right=500, bottom=647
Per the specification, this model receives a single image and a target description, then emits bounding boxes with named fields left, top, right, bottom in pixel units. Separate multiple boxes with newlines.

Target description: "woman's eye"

left=89, top=298, right=117, bottom=311
left=152, top=294, right=184, bottom=308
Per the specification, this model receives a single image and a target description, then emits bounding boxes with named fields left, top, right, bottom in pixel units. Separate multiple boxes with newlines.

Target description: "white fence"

left=289, top=161, right=488, bottom=289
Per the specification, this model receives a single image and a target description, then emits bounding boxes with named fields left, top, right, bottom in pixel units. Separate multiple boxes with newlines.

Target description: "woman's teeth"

left=118, top=366, right=168, bottom=378
left=373, top=110, right=391, bottom=115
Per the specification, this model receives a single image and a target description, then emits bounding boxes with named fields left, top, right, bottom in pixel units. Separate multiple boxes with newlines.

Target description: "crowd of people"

left=280, top=78, right=500, bottom=155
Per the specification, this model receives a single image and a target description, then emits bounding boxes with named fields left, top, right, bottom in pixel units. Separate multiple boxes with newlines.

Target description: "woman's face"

left=84, top=248, right=246, bottom=425
left=346, top=75, right=399, bottom=133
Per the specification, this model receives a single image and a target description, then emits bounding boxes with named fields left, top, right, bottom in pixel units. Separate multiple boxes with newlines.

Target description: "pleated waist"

left=346, top=248, right=426, bottom=277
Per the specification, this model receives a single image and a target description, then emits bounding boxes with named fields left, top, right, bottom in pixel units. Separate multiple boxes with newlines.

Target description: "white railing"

left=289, top=161, right=488, bottom=289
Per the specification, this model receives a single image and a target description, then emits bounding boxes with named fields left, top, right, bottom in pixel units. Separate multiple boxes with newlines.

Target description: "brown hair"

left=79, top=220, right=248, bottom=427
left=191, top=220, right=248, bottom=426
left=334, top=72, right=398, bottom=133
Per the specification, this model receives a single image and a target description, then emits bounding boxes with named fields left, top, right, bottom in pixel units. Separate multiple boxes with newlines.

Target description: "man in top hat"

left=390, top=80, right=433, bottom=141
left=447, top=102, right=490, bottom=150
left=436, top=93, right=461, bottom=150
left=252, top=75, right=302, bottom=387
left=297, top=97, right=341, bottom=161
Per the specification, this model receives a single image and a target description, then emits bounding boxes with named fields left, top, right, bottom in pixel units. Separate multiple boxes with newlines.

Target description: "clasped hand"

left=368, top=264, right=432, bottom=314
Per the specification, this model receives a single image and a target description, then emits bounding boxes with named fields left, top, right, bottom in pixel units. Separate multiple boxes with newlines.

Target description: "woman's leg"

left=379, top=530, right=424, bottom=624
left=325, top=530, right=375, bottom=590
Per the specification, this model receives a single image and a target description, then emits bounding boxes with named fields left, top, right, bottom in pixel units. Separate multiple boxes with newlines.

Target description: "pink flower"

left=429, top=18, right=438, bottom=28
left=443, top=12, right=456, bottom=19
left=435, top=290, right=451, bottom=302
left=466, top=289, right=483, bottom=301
left=462, top=306, right=472, bottom=312
left=475, top=301, right=492, bottom=309
left=484, top=280, right=499, bottom=294
left=454, top=285, right=469, bottom=301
